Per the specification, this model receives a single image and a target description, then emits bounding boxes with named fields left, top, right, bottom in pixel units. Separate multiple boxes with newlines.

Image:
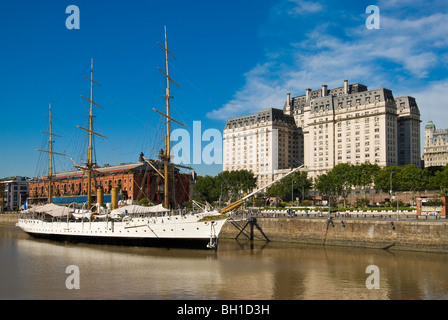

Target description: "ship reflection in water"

left=1, top=224, right=448, bottom=300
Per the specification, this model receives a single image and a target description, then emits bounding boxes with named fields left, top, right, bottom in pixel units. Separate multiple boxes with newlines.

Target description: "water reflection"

left=1, top=224, right=448, bottom=300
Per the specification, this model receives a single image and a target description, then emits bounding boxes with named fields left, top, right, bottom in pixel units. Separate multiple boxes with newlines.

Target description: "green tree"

left=314, top=172, right=340, bottom=203
left=398, top=164, right=424, bottom=192
left=423, top=166, right=443, bottom=190
left=217, top=170, right=257, bottom=200
left=374, top=165, right=399, bottom=192
left=433, top=165, right=448, bottom=194
left=351, top=163, right=380, bottom=204
left=266, top=171, right=312, bottom=202
left=193, top=170, right=258, bottom=204
left=329, top=163, right=354, bottom=206
left=192, top=175, right=219, bottom=203
left=138, top=198, right=151, bottom=206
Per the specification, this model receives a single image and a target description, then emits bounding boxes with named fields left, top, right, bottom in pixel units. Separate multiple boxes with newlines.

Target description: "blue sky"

left=1, top=0, right=447, bottom=179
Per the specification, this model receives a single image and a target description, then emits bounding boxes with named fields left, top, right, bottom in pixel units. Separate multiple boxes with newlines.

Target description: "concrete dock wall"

left=221, top=217, right=448, bottom=253
left=0, top=214, right=19, bottom=224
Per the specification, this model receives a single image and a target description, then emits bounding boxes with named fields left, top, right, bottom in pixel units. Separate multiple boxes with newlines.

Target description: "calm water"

left=1, top=223, right=448, bottom=300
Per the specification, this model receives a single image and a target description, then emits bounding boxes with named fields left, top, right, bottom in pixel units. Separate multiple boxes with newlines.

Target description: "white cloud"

left=207, top=1, right=448, bottom=122
left=206, top=63, right=286, bottom=121
left=377, top=0, right=446, bottom=10
left=287, top=0, right=323, bottom=15
left=377, top=0, right=421, bottom=9
left=413, top=80, right=448, bottom=126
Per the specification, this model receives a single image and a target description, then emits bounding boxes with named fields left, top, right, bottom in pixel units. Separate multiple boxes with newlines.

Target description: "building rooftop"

left=225, top=108, right=296, bottom=129
left=43, top=161, right=168, bottom=181
left=426, top=120, right=436, bottom=130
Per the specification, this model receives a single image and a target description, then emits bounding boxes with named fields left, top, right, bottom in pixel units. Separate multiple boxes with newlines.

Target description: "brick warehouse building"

left=28, top=159, right=192, bottom=208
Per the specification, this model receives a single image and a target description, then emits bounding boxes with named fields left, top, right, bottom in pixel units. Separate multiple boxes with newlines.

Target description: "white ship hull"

left=17, top=211, right=228, bottom=250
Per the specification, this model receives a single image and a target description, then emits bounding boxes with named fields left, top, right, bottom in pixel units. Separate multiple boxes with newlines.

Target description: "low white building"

left=423, top=120, right=448, bottom=167
left=1, top=176, right=31, bottom=212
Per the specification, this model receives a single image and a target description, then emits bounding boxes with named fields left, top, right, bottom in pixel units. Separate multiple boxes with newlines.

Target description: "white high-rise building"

left=396, top=96, right=421, bottom=166
left=223, top=80, right=421, bottom=183
left=223, top=108, right=301, bottom=187
left=285, top=81, right=421, bottom=178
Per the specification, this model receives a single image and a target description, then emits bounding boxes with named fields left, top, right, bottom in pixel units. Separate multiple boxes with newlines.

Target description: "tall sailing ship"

left=17, top=28, right=303, bottom=250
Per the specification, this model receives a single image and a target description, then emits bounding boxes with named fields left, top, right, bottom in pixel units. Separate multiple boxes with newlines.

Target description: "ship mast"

left=37, top=104, right=66, bottom=204
left=164, top=27, right=171, bottom=209
left=144, top=27, right=187, bottom=209
left=157, top=26, right=181, bottom=209
left=76, top=59, right=107, bottom=209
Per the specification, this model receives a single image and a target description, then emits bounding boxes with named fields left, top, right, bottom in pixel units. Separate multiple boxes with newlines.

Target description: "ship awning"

left=23, top=203, right=72, bottom=217
left=110, top=204, right=169, bottom=216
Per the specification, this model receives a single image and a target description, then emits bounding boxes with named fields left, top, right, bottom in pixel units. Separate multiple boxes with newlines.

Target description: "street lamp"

left=291, top=179, right=295, bottom=204
left=390, top=172, right=394, bottom=205
left=390, top=172, right=399, bottom=221
left=219, top=182, right=225, bottom=209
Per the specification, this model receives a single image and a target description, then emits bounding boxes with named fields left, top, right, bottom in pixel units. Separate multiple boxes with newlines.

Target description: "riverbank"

left=3, top=213, right=448, bottom=253
left=221, top=216, right=448, bottom=253
left=0, top=214, right=19, bottom=224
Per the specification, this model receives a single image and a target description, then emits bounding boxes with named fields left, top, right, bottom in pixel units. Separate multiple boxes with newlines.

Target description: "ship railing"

left=117, top=208, right=191, bottom=220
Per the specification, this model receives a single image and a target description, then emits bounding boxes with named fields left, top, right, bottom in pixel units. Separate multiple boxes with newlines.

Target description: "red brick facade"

left=28, top=162, right=191, bottom=207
